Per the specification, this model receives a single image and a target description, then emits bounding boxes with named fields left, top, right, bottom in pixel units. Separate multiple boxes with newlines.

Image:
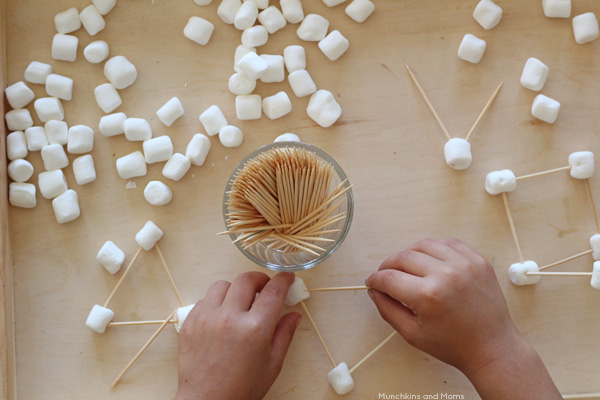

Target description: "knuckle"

left=378, top=269, right=397, bottom=289
left=261, top=283, right=284, bottom=299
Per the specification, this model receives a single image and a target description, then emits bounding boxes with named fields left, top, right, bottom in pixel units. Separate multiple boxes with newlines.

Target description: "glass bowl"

left=222, top=142, right=354, bottom=272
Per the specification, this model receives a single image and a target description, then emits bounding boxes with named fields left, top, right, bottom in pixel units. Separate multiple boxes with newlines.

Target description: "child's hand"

left=175, top=271, right=301, bottom=400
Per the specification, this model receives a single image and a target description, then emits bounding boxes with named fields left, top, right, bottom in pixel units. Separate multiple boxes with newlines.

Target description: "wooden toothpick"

left=108, top=320, right=177, bottom=327
left=539, top=249, right=593, bottom=271
left=104, top=246, right=143, bottom=308
left=515, top=165, right=571, bottom=181
left=526, top=271, right=592, bottom=277
left=349, top=331, right=397, bottom=374
left=464, top=81, right=503, bottom=142
left=502, top=192, right=524, bottom=264
left=155, top=244, right=184, bottom=307
left=563, top=392, right=600, bottom=399
left=300, top=301, right=336, bottom=368
left=307, top=286, right=370, bottom=292
left=584, top=179, right=600, bottom=234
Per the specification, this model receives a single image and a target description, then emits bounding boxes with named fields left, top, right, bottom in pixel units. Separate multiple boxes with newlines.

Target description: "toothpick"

left=539, top=249, right=593, bottom=271
left=563, top=392, right=600, bottom=399
left=526, top=271, right=592, bottom=277
left=349, top=331, right=397, bottom=374
left=307, top=286, right=370, bottom=292
left=515, top=165, right=571, bottom=181
left=502, top=192, right=524, bottom=264
left=584, top=179, right=600, bottom=234
left=300, top=301, right=336, bottom=368
left=155, top=244, right=184, bottom=307
left=108, top=320, right=177, bottom=327
left=464, top=81, right=503, bottom=142
left=104, top=247, right=143, bottom=308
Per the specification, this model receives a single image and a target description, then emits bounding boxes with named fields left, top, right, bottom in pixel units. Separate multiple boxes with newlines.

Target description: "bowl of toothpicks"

left=221, top=142, right=354, bottom=272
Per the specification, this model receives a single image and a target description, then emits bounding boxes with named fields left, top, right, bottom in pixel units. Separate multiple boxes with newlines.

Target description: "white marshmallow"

left=244, top=0, right=268, bottom=9
left=41, top=144, right=69, bottom=170
left=281, top=0, right=304, bottom=24
left=258, top=6, right=287, bottom=34
left=520, top=58, right=549, bottom=92
left=568, top=151, right=594, bottom=179
left=157, top=97, right=184, bottom=127
left=5, top=81, right=35, bottom=109
left=186, top=133, right=211, bottom=166
left=8, top=159, right=34, bottom=182
left=259, top=54, right=285, bottom=83
left=24, top=61, right=53, bottom=85
left=34, top=97, right=64, bottom=123
left=473, top=0, right=502, bottom=30
left=25, top=126, right=49, bottom=151
left=328, top=362, right=355, bottom=395
left=199, top=105, right=228, bottom=136
left=52, top=34, right=78, bottom=62
left=590, top=234, right=600, bottom=260
left=124, top=118, right=152, bottom=141
left=73, top=155, right=96, bottom=185
left=458, top=34, right=486, bottom=64
left=218, top=0, right=242, bottom=24
left=274, top=133, right=300, bottom=143
left=263, top=91, right=292, bottom=119
left=236, top=51, right=269, bottom=80
left=323, top=0, right=345, bottom=6
left=283, top=45, right=306, bottom=73
left=45, top=120, right=68, bottom=145
left=219, top=125, right=244, bottom=148
left=85, top=305, right=114, bottom=333
left=288, top=69, right=316, bottom=97
left=573, top=12, right=599, bottom=44
left=236, top=95, right=262, bottom=120
left=234, top=1, right=258, bottom=30
left=99, top=112, right=127, bottom=137
left=46, top=74, right=73, bottom=101
left=508, top=261, right=541, bottom=286
left=297, top=14, right=329, bottom=41
left=84, top=40, right=110, bottom=64
left=229, top=72, right=257, bottom=95
left=136, top=221, right=164, bottom=250
left=241, top=25, right=269, bottom=47
left=104, top=56, right=137, bottom=89
left=6, top=131, right=28, bottom=160
left=485, top=170, right=516, bottom=195
left=531, top=94, right=560, bottom=124
left=9, top=182, right=36, bottom=208
left=307, top=90, right=342, bottom=128
left=144, top=181, right=173, bottom=206
left=234, top=45, right=256, bottom=72
left=6, top=109, right=34, bottom=131
left=38, top=169, right=68, bottom=199
left=319, top=30, right=349, bottom=61
left=94, top=83, right=122, bottom=114
left=143, top=136, right=174, bottom=164
left=195, top=0, right=213, bottom=4
left=96, top=241, right=125, bottom=274
left=163, top=153, right=191, bottom=181
left=174, top=304, right=195, bottom=333
left=592, top=261, right=600, bottom=290
left=68, top=125, right=94, bottom=154
left=54, top=8, right=81, bottom=34
left=542, top=0, right=570, bottom=18
left=116, top=151, right=147, bottom=179
left=345, top=0, right=375, bottom=23
left=92, top=0, right=116, bottom=15
left=284, top=277, right=310, bottom=306
left=444, top=138, right=472, bottom=170
left=80, top=5, right=105, bottom=36
left=184, top=16, right=215, bottom=45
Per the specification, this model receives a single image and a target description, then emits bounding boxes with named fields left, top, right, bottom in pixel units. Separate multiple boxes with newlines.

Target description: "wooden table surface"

left=3, top=0, right=600, bottom=399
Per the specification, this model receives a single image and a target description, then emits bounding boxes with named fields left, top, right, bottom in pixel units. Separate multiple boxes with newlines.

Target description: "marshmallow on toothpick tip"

left=234, top=1, right=258, bottom=30
left=520, top=58, right=549, bottom=92
left=174, top=304, right=196, bottom=333
left=229, top=72, right=257, bottom=95
left=34, top=97, right=64, bottom=123
left=144, top=181, right=173, bottom=206
left=163, top=153, right=191, bottom=181
left=258, top=6, right=287, bottom=34
left=281, top=0, right=304, bottom=24
left=485, top=170, right=516, bottom=195
left=38, top=169, right=68, bottom=199
left=143, top=136, right=174, bottom=164
left=236, top=95, right=262, bottom=120
left=307, top=90, right=342, bottom=128
left=104, top=56, right=137, bottom=89
left=45, top=120, right=68, bottom=145
left=41, top=144, right=69, bottom=171
left=68, top=125, right=94, bottom=154
left=274, top=133, right=301, bottom=143
left=531, top=94, right=560, bottom=124
left=444, top=138, right=472, bottom=170
left=542, top=0, right=570, bottom=18
left=7, top=131, right=28, bottom=160
left=97, top=241, right=125, bottom=274
left=284, top=277, right=310, bottom=306
left=25, top=61, right=53, bottom=84
left=116, top=151, right=147, bottom=179
left=124, top=118, right=152, bottom=141
left=52, top=189, right=80, bottom=224
left=473, top=0, right=502, bottom=30
left=5, top=81, right=35, bottom=109
left=136, top=221, right=164, bottom=250
left=568, top=151, right=594, bottom=179
left=9, top=183, right=36, bottom=208
left=73, top=155, right=97, bottom=185
left=94, top=83, right=122, bottom=114
left=92, top=0, right=116, bottom=15
left=84, top=40, right=110, bottom=64
left=328, top=362, right=355, bottom=395
left=184, top=16, right=215, bottom=45
left=54, top=8, right=81, bottom=34
left=458, top=34, right=486, bottom=64
left=297, top=14, right=329, bottom=41
left=319, top=30, right=349, bottom=61
left=80, top=5, right=105, bottom=36
left=345, top=0, right=375, bottom=23
left=590, top=235, right=600, bottom=260
left=8, top=159, right=34, bottom=183
left=241, top=25, right=269, bottom=48
left=6, top=109, right=34, bottom=131
left=86, top=305, right=114, bottom=333
left=199, top=105, right=228, bottom=136
left=219, top=125, right=244, bottom=148
left=218, top=0, right=242, bottom=24
left=591, top=262, right=600, bottom=290
left=25, top=127, right=49, bottom=151
left=284, top=45, right=306, bottom=73
left=508, top=261, right=540, bottom=286
left=99, top=113, right=127, bottom=137
left=259, top=54, right=285, bottom=83
left=52, top=34, right=78, bottom=62
left=186, top=134, right=211, bottom=166
left=157, top=97, right=184, bottom=127
left=288, top=70, right=316, bottom=98
left=46, top=74, right=73, bottom=101
left=572, top=12, right=599, bottom=44
left=263, top=92, right=292, bottom=120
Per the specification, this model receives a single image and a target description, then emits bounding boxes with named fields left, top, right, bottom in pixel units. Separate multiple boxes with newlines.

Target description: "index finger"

left=378, top=249, right=445, bottom=277
left=366, top=269, right=422, bottom=310
left=250, top=272, right=295, bottom=330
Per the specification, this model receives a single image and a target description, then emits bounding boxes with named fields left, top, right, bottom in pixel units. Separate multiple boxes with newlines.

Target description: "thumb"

left=270, top=312, right=301, bottom=375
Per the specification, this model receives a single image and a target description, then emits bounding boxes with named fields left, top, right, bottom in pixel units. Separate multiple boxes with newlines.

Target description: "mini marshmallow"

left=520, top=58, right=549, bottom=92
left=68, top=125, right=94, bottom=154
left=45, top=120, right=68, bottom=145
left=323, top=0, right=345, bottom=6
left=263, top=91, right=292, bottom=119
left=283, top=45, right=306, bottom=73
left=259, top=54, right=285, bottom=83
left=38, top=169, right=68, bottom=199
left=136, top=221, right=163, bottom=250
left=73, top=155, right=96, bottom=185
left=444, top=138, right=472, bottom=170
left=219, top=125, right=244, bottom=148
left=199, top=105, right=228, bottom=136
left=592, top=262, right=600, bottom=290
left=542, top=0, right=570, bottom=18
left=195, top=0, right=213, bottom=4
left=84, top=40, right=110, bottom=64
left=568, top=151, right=594, bottom=179
left=485, top=170, right=516, bottom=195
left=24, top=61, right=53, bottom=84
left=46, top=74, right=73, bottom=101
left=328, top=362, right=355, bottom=395
left=6, top=109, right=34, bottom=131
left=236, top=95, right=262, bottom=120
left=234, top=45, right=256, bottom=72
left=144, top=181, right=173, bottom=206
left=25, top=126, right=49, bottom=151
left=297, top=14, right=329, bottom=41
left=274, top=133, right=301, bottom=143
left=229, top=72, right=257, bottom=95
left=143, top=136, right=174, bottom=164
left=96, top=241, right=125, bottom=274
left=157, top=97, right=184, bottom=127
left=104, top=56, right=137, bottom=89
left=284, top=277, right=310, bottom=306
left=99, top=112, right=127, bottom=137
left=319, top=30, right=349, bottom=61
left=186, top=133, right=211, bottom=166
left=345, top=0, right=375, bottom=23
left=6, top=131, right=28, bottom=160
left=234, top=1, right=258, bottom=30
left=34, top=97, right=64, bottom=123
left=288, top=69, right=317, bottom=97
left=8, top=159, right=34, bottom=182
left=116, top=151, right=147, bottom=179
left=85, top=305, right=114, bottom=333
left=52, top=34, right=78, bottom=62
left=184, top=16, right=215, bottom=45
left=307, top=90, right=342, bottom=128
left=124, top=118, right=152, bottom=141
left=94, top=83, right=122, bottom=114
left=218, top=0, right=242, bottom=24
left=41, top=144, right=69, bottom=170
left=573, top=13, right=599, bottom=44
left=245, top=0, right=268, bottom=8
left=241, top=25, right=269, bottom=47
left=80, top=5, right=105, bottom=36
left=54, top=7, right=81, bottom=34
left=458, top=34, right=486, bottom=64
left=508, top=261, right=541, bottom=286
left=236, top=51, right=269, bottom=80
left=473, top=0, right=502, bottom=30
left=51, top=185, right=78, bottom=217
left=5, top=81, right=35, bottom=109
left=9, top=183, right=36, bottom=208
left=590, top=234, right=600, bottom=260
left=281, top=0, right=304, bottom=23
left=163, top=153, right=191, bottom=181
left=174, top=304, right=195, bottom=333
left=92, top=0, right=116, bottom=15
left=258, top=6, right=287, bottom=34
left=531, top=94, right=560, bottom=124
